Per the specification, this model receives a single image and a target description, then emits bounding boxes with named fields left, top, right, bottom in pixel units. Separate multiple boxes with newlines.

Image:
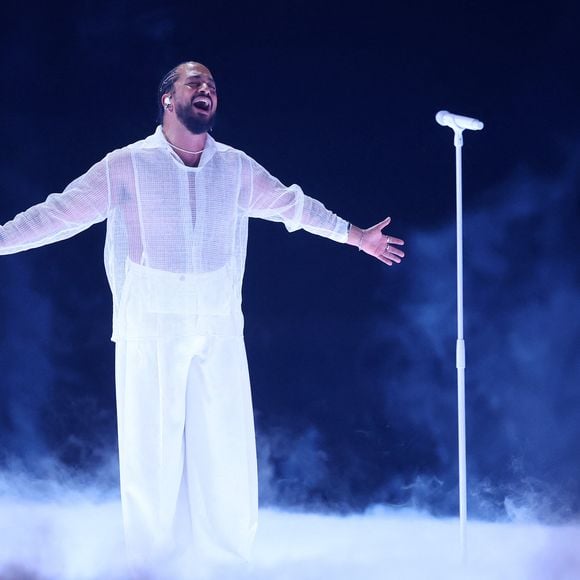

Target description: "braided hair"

left=157, top=62, right=192, bottom=123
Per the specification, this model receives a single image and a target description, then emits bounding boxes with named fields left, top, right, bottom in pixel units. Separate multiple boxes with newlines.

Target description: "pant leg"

left=183, top=334, right=259, bottom=567
left=115, top=337, right=203, bottom=571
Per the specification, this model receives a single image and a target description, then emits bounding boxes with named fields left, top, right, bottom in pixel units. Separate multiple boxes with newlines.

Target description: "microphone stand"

left=435, top=110, right=484, bottom=561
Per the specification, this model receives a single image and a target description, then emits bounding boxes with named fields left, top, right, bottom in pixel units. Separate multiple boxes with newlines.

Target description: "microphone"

left=436, top=110, right=484, bottom=131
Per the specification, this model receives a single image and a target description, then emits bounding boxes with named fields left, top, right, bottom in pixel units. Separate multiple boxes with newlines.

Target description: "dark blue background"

left=1, top=0, right=578, bottom=519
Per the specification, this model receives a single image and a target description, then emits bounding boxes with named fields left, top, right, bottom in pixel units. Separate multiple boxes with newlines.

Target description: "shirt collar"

left=144, top=125, right=217, bottom=167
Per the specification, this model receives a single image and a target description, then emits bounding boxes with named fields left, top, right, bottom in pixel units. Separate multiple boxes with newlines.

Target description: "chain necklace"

left=163, top=131, right=205, bottom=155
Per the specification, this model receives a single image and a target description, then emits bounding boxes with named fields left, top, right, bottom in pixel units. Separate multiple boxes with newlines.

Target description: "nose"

left=198, top=82, right=210, bottom=94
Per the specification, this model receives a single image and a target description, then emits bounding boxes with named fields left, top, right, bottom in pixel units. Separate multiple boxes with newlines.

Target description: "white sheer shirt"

left=0, top=127, right=349, bottom=339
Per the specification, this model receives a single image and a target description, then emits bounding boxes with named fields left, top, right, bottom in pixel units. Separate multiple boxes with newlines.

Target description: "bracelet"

left=348, top=223, right=364, bottom=251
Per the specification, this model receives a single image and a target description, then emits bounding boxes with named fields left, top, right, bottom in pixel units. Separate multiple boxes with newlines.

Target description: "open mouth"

left=193, top=97, right=211, bottom=111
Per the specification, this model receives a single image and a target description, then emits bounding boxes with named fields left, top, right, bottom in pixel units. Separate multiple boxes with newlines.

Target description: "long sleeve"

left=0, top=158, right=110, bottom=255
left=241, top=155, right=349, bottom=243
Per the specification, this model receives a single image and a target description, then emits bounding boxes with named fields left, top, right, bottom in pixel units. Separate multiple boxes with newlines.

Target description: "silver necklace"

left=163, top=131, right=204, bottom=155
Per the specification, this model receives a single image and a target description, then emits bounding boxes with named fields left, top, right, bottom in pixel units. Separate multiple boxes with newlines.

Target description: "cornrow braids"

left=157, top=64, right=182, bottom=123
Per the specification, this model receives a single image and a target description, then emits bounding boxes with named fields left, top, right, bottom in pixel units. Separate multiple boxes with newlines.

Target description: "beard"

left=175, top=101, right=216, bottom=135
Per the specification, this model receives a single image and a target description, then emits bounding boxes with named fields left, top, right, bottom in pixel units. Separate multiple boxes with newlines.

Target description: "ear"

left=162, top=94, right=173, bottom=111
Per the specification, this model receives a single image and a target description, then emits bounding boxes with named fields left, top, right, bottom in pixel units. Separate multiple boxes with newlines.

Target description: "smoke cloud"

left=370, top=152, right=580, bottom=520
left=1, top=475, right=579, bottom=580
left=249, top=150, right=580, bottom=523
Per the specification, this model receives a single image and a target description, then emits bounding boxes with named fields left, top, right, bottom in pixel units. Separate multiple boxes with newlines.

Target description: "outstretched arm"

left=241, top=156, right=349, bottom=242
left=0, top=158, right=109, bottom=255
left=241, top=156, right=406, bottom=261
left=346, top=217, right=405, bottom=266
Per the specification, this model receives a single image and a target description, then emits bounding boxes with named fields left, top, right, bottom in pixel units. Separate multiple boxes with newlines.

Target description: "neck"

left=162, top=122, right=208, bottom=162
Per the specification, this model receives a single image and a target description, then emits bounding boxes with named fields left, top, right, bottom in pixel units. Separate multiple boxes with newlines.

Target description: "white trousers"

left=115, top=329, right=258, bottom=576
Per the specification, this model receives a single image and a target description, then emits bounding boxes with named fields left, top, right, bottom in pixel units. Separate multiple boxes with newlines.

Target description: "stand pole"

left=435, top=110, right=484, bottom=562
left=454, top=131, right=467, bottom=559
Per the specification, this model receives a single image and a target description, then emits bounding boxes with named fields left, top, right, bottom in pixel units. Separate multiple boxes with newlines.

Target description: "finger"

left=375, top=254, right=393, bottom=266
left=385, top=235, right=404, bottom=246
left=386, top=247, right=405, bottom=258
left=375, top=216, right=391, bottom=230
left=380, top=244, right=404, bottom=263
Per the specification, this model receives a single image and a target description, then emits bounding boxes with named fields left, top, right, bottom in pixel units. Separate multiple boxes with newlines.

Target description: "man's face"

left=172, top=63, right=218, bottom=134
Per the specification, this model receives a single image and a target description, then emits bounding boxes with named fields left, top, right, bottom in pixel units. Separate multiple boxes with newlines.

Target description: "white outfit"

left=0, top=127, right=348, bottom=572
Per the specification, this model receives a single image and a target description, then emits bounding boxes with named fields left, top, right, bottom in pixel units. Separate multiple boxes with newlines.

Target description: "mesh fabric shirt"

left=0, top=127, right=349, bottom=339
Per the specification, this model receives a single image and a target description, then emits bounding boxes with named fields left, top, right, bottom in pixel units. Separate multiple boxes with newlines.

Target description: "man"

left=0, top=61, right=405, bottom=576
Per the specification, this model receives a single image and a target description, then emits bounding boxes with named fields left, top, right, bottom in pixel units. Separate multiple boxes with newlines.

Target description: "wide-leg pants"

left=114, top=267, right=258, bottom=576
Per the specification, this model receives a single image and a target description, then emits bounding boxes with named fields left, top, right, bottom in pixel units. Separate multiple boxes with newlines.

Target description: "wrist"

left=347, top=224, right=365, bottom=250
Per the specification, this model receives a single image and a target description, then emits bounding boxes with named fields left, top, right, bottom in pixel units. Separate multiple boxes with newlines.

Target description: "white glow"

left=1, top=494, right=579, bottom=580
